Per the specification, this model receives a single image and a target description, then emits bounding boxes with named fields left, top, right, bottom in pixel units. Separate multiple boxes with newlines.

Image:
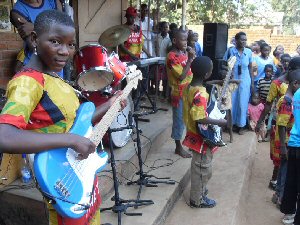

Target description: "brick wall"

left=189, top=25, right=300, bottom=55
left=0, top=32, right=23, bottom=90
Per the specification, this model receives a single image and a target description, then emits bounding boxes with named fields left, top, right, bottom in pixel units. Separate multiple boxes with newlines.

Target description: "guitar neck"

left=89, top=69, right=142, bottom=146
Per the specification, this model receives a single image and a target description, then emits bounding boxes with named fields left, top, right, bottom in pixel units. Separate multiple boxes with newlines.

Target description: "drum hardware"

left=98, top=25, right=131, bottom=48
left=100, top=120, right=154, bottom=225
left=127, top=112, right=175, bottom=206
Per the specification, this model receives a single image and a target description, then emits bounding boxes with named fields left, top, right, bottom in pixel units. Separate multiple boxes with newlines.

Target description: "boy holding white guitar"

left=182, top=56, right=230, bottom=208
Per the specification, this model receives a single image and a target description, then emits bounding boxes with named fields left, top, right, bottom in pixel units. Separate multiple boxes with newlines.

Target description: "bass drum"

left=81, top=91, right=133, bottom=148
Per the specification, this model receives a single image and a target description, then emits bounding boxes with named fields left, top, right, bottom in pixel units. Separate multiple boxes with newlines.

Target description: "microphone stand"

left=100, top=113, right=153, bottom=225
left=127, top=111, right=175, bottom=205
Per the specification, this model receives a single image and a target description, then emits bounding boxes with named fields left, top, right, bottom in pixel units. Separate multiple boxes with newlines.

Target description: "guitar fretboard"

left=90, top=66, right=142, bottom=146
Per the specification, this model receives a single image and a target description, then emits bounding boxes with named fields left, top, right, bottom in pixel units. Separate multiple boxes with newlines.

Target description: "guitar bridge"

left=55, top=180, right=71, bottom=198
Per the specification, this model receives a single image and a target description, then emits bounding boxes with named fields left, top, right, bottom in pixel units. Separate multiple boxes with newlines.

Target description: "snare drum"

left=108, top=53, right=127, bottom=88
left=74, top=44, right=113, bottom=91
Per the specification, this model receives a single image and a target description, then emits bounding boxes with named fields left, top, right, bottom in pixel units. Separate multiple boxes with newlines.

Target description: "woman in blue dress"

left=223, top=32, right=253, bottom=135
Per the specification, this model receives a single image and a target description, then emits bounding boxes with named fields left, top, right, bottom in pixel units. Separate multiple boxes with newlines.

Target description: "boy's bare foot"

left=175, top=146, right=191, bottom=158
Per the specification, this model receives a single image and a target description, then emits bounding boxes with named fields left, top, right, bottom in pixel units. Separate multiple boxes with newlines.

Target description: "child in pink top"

left=248, top=93, right=267, bottom=142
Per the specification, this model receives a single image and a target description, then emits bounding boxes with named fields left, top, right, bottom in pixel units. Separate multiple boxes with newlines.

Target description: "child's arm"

left=178, top=48, right=196, bottom=81
left=278, top=125, right=288, bottom=160
left=197, top=118, right=227, bottom=127
left=206, top=79, right=241, bottom=85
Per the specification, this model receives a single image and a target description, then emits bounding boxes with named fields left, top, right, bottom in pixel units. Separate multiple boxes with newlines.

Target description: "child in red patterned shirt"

left=166, top=29, right=195, bottom=158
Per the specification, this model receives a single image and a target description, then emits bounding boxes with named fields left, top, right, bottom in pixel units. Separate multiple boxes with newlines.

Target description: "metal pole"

left=181, top=0, right=186, bottom=30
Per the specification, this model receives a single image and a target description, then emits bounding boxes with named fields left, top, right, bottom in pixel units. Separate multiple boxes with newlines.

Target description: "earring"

left=34, top=47, right=37, bottom=55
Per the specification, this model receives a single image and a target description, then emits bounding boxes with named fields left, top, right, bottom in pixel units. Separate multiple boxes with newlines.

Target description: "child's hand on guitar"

left=70, top=134, right=96, bottom=160
left=109, top=91, right=127, bottom=110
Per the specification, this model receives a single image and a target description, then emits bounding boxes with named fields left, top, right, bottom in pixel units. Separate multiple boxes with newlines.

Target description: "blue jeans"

left=171, top=98, right=185, bottom=140
left=276, top=159, right=288, bottom=201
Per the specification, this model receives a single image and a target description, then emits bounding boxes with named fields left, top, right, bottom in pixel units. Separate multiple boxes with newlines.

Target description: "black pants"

left=280, top=147, right=300, bottom=223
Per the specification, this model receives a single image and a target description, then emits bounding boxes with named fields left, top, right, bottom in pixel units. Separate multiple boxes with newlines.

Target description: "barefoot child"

left=166, top=29, right=195, bottom=158
left=0, top=10, right=125, bottom=225
left=182, top=56, right=228, bottom=208
left=248, top=93, right=267, bottom=142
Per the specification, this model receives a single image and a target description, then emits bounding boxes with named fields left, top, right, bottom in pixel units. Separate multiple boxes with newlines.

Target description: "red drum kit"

left=73, top=25, right=132, bottom=147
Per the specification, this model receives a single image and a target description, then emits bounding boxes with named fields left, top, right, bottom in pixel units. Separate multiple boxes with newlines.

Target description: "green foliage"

left=271, top=0, right=300, bottom=34
left=131, top=0, right=260, bottom=28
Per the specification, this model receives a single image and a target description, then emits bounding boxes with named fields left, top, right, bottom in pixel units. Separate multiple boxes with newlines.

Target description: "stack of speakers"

left=203, top=23, right=229, bottom=81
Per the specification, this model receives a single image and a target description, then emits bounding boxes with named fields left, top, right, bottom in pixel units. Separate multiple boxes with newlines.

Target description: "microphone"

left=186, top=46, right=192, bottom=52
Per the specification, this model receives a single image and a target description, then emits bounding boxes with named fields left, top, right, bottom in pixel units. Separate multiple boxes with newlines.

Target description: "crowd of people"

left=2, top=1, right=300, bottom=225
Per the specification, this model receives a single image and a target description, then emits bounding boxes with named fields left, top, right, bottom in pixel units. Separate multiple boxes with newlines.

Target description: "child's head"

left=191, top=56, right=213, bottom=82
left=275, top=45, right=284, bottom=54
left=280, top=54, right=291, bottom=70
left=172, top=29, right=188, bottom=51
left=125, top=6, right=137, bottom=25
left=187, top=32, right=195, bottom=48
left=273, top=50, right=282, bottom=60
left=288, top=57, right=300, bottom=75
left=251, top=93, right=260, bottom=106
left=288, top=69, right=300, bottom=94
left=264, top=64, right=273, bottom=80
left=251, top=41, right=260, bottom=53
left=159, top=21, right=169, bottom=35
left=194, top=32, right=199, bottom=42
left=169, top=23, right=178, bottom=31
left=260, top=43, right=271, bottom=58
left=32, top=10, right=75, bottom=72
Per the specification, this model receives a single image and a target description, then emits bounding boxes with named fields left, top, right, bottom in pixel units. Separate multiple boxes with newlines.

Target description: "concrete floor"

left=165, top=139, right=283, bottom=225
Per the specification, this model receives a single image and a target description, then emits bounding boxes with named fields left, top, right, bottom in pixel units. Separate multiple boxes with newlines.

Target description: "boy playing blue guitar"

left=182, top=56, right=229, bottom=208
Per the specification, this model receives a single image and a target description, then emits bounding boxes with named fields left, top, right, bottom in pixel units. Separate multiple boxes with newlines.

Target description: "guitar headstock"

left=125, top=65, right=143, bottom=90
left=227, top=56, right=237, bottom=71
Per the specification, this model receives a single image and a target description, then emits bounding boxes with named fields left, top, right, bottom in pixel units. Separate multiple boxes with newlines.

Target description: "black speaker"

left=203, top=23, right=228, bottom=59
left=207, top=58, right=226, bottom=81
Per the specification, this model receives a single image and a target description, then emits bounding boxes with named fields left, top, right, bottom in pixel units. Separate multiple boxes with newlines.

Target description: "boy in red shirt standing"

left=166, top=29, right=195, bottom=158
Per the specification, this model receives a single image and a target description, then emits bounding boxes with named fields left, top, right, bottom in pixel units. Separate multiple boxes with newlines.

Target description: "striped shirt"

left=257, top=78, right=272, bottom=101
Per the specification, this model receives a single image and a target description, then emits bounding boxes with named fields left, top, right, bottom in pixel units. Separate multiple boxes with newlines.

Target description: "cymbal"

left=99, top=25, right=131, bottom=48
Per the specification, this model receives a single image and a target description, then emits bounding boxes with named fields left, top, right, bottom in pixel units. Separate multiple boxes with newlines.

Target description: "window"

left=0, top=0, right=13, bottom=32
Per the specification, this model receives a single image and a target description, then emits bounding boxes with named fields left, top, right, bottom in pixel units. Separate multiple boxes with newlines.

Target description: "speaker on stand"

left=203, top=23, right=229, bottom=81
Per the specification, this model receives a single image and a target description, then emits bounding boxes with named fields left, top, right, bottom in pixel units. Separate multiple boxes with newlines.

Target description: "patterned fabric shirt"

left=0, top=68, right=101, bottom=225
left=166, top=51, right=193, bottom=107
left=182, top=85, right=217, bottom=154
left=119, top=25, right=144, bottom=62
left=274, top=95, right=294, bottom=158
left=266, top=79, right=288, bottom=103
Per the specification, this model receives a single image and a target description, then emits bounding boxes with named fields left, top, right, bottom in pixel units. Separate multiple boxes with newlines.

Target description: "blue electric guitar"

left=33, top=65, right=142, bottom=219
left=198, top=56, right=236, bottom=147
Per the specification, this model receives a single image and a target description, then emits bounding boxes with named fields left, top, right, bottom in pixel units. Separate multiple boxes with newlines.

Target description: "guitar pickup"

left=55, top=180, right=71, bottom=198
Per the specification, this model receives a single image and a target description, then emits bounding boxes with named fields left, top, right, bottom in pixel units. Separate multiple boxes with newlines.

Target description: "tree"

left=131, top=0, right=258, bottom=27
left=271, top=0, right=300, bottom=34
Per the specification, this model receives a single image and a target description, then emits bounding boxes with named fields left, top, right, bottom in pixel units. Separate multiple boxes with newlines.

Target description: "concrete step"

left=100, top=137, right=191, bottom=225
left=164, top=132, right=257, bottom=225
left=0, top=101, right=172, bottom=225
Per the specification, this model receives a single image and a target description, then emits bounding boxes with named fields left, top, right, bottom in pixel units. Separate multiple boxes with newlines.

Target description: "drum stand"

left=101, top=126, right=154, bottom=225
left=127, top=113, right=175, bottom=204
left=134, top=65, right=168, bottom=113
